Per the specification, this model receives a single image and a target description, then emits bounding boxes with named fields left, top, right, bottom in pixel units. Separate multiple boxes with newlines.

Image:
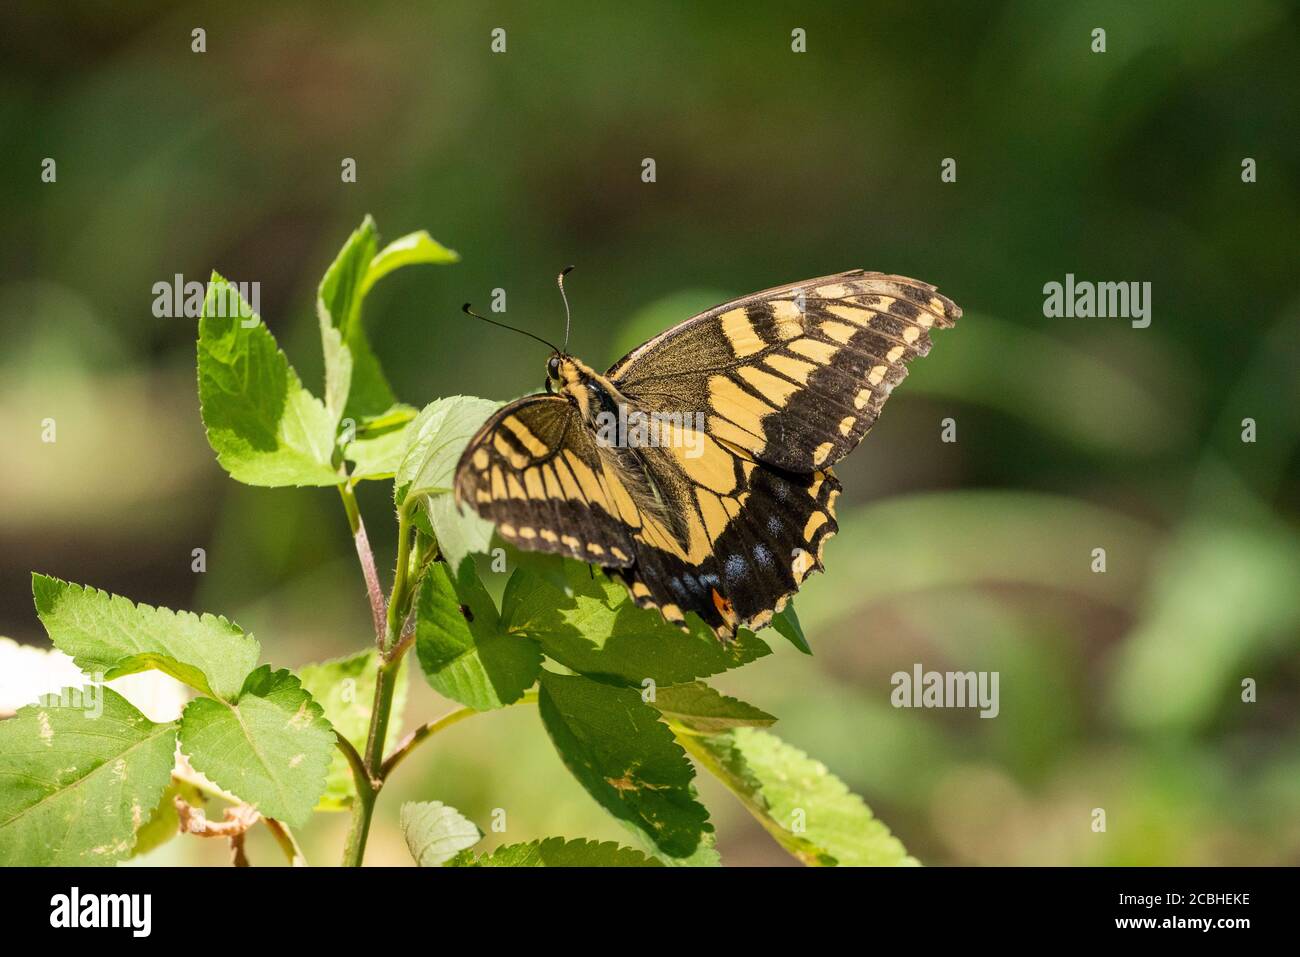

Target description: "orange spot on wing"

left=711, top=587, right=736, bottom=624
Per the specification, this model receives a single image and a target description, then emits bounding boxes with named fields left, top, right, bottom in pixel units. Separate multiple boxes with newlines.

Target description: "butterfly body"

left=549, top=354, right=624, bottom=423
left=454, top=270, right=960, bottom=640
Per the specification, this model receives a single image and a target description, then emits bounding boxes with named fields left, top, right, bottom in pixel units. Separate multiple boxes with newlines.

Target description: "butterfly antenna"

left=557, top=265, right=575, bottom=353
left=461, top=303, right=561, bottom=353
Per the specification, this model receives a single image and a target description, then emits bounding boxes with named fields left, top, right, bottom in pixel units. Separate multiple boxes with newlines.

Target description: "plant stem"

left=341, top=506, right=420, bottom=866
left=338, top=483, right=386, bottom=640
left=341, top=781, right=377, bottom=868
left=383, top=508, right=416, bottom=656
left=335, top=730, right=369, bottom=791
left=363, top=658, right=402, bottom=775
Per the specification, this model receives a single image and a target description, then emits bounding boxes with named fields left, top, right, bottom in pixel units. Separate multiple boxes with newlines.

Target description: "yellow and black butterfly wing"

left=607, top=270, right=960, bottom=473
left=454, top=395, right=643, bottom=567
left=609, top=429, right=840, bottom=637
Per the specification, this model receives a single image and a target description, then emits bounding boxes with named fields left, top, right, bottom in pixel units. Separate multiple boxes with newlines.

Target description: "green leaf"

left=317, top=219, right=460, bottom=424
left=400, top=800, right=483, bottom=866
left=32, top=573, right=260, bottom=701
left=198, top=273, right=339, bottom=487
left=503, top=564, right=770, bottom=685
left=393, top=395, right=501, bottom=569
left=363, top=231, right=459, bottom=295
left=298, top=650, right=409, bottom=810
left=449, top=836, right=662, bottom=867
left=343, top=403, right=419, bottom=480
left=652, top=681, right=776, bottom=734
left=317, top=217, right=378, bottom=424
left=428, top=494, right=497, bottom=575
left=0, top=687, right=178, bottom=866
left=680, top=727, right=917, bottom=866
left=772, top=602, right=812, bottom=655
left=537, top=670, right=713, bottom=863
left=394, top=395, right=500, bottom=508
left=415, top=562, right=541, bottom=710
left=178, top=667, right=334, bottom=827
left=355, top=403, right=421, bottom=434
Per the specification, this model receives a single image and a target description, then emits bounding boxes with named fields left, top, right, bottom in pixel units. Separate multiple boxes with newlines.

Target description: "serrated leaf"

left=31, top=574, right=260, bottom=701
left=681, top=727, right=917, bottom=866
left=449, top=836, right=662, bottom=867
left=363, top=231, right=459, bottom=295
left=652, top=681, right=776, bottom=734
left=537, top=670, right=713, bottom=863
left=772, top=602, right=812, bottom=655
left=178, top=667, right=334, bottom=827
left=298, top=650, right=409, bottom=810
left=394, top=395, right=500, bottom=508
left=0, top=687, right=178, bottom=865
left=198, top=273, right=339, bottom=487
left=415, top=562, right=541, bottom=710
left=503, top=564, right=770, bottom=685
left=400, top=800, right=482, bottom=866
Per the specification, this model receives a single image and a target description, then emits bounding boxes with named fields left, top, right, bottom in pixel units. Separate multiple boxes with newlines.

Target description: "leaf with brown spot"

left=178, top=667, right=333, bottom=828
left=537, top=670, right=716, bottom=865
left=0, top=688, right=178, bottom=866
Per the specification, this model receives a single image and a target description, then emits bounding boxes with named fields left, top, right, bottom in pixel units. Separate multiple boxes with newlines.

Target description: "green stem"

left=334, top=730, right=369, bottom=792
left=337, top=481, right=362, bottom=534
left=341, top=506, right=420, bottom=866
left=341, top=782, right=377, bottom=868
left=363, top=659, right=401, bottom=774
left=383, top=508, right=416, bottom=656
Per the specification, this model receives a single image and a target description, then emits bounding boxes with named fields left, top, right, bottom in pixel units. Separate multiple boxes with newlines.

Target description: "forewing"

left=453, top=395, right=637, bottom=566
left=608, top=270, right=960, bottom=473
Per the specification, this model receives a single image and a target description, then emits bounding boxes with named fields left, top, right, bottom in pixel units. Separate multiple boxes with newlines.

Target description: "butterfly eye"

left=547, top=356, right=561, bottom=380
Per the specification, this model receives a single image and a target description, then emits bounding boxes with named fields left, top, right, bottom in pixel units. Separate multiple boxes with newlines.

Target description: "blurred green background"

left=2, top=1, right=1298, bottom=865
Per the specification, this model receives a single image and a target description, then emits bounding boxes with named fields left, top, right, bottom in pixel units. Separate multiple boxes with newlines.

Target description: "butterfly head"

left=545, top=351, right=587, bottom=398
left=548, top=352, right=618, bottom=422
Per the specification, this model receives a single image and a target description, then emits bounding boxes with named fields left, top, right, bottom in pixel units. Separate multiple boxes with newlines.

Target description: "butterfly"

left=454, top=269, right=960, bottom=640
